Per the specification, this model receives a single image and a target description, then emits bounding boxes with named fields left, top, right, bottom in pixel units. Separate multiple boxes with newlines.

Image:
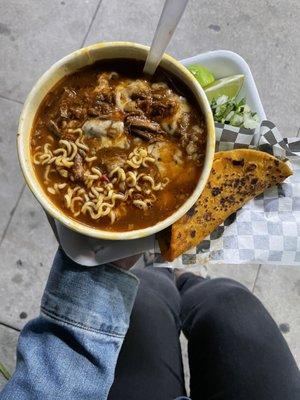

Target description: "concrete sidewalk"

left=0, top=0, right=299, bottom=389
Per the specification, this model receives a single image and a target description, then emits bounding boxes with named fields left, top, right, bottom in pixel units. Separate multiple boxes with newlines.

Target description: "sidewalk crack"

left=0, top=94, right=23, bottom=105
left=251, top=264, right=262, bottom=293
left=0, top=321, right=21, bottom=333
left=0, top=184, right=25, bottom=247
left=80, top=0, right=103, bottom=48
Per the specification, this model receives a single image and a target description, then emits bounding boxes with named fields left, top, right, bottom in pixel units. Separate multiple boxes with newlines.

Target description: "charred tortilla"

left=158, top=149, right=293, bottom=261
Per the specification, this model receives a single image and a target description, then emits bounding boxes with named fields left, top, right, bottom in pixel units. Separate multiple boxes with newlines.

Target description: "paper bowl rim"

left=17, top=41, right=215, bottom=240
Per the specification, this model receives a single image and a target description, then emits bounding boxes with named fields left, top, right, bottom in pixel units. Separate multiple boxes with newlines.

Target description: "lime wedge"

left=204, top=74, right=244, bottom=102
left=187, top=64, right=215, bottom=87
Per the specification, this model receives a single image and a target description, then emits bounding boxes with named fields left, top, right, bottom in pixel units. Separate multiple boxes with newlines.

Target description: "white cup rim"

left=17, top=41, right=215, bottom=240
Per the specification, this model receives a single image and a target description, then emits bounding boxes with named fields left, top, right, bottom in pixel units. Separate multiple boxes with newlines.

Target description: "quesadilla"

left=158, top=149, right=293, bottom=261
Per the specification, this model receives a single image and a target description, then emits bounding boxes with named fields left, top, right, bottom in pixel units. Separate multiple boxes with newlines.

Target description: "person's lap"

left=108, top=266, right=300, bottom=400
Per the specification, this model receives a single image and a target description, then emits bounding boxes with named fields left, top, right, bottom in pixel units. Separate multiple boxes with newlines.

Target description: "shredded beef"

left=125, top=115, right=165, bottom=142
left=47, top=120, right=61, bottom=138
left=72, top=153, right=85, bottom=181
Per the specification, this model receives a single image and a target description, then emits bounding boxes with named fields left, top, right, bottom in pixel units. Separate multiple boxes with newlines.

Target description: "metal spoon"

left=143, top=0, right=189, bottom=75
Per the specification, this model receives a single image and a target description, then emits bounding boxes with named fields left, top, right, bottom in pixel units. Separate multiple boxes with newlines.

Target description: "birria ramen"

left=30, top=60, right=207, bottom=231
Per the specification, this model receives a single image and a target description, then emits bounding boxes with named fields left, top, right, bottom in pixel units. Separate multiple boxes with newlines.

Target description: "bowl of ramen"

left=17, top=42, right=215, bottom=240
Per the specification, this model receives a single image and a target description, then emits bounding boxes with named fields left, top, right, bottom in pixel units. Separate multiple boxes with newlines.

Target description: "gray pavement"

left=0, top=0, right=299, bottom=390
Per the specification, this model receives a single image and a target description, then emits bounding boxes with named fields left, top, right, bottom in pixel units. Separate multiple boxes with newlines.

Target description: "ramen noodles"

left=30, top=60, right=207, bottom=231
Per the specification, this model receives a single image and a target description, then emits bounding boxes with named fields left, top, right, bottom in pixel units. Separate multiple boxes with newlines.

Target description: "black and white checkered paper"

left=149, top=121, right=300, bottom=267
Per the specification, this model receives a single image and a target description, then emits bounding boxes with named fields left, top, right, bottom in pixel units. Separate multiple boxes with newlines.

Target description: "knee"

left=206, top=278, right=257, bottom=314
left=132, top=267, right=176, bottom=294
left=182, top=277, right=259, bottom=330
left=132, top=267, right=181, bottom=318
left=208, top=278, right=256, bottom=314
left=208, top=277, right=251, bottom=300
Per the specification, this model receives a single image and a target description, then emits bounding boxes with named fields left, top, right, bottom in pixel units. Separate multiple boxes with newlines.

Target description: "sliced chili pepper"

left=101, top=174, right=109, bottom=183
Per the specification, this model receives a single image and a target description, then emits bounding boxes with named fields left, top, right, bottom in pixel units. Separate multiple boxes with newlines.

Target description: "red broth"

left=31, top=59, right=207, bottom=231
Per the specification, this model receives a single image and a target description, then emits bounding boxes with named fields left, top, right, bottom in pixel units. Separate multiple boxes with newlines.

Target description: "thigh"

left=178, top=274, right=300, bottom=400
left=108, top=267, right=186, bottom=400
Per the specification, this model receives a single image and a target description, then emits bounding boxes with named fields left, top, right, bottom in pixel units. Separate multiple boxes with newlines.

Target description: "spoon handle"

left=143, top=0, right=189, bottom=75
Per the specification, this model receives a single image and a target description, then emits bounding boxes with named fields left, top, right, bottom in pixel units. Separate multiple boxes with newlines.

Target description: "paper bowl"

left=17, top=42, right=215, bottom=240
